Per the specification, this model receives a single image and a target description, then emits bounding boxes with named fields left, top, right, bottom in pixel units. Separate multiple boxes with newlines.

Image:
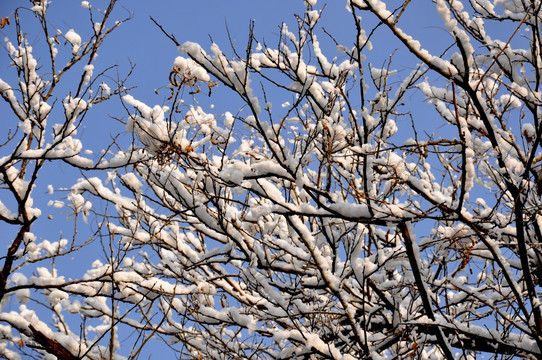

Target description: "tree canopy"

left=1, top=0, right=542, bottom=359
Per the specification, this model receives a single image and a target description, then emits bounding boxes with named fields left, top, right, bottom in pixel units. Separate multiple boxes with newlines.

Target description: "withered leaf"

left=0, top=17, right=10, bottom=29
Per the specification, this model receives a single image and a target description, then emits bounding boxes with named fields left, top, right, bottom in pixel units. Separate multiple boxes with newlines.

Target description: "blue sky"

left=0, top=0, right=446, bottom=197
left=0, top=2, right=363, bottom=358
left=0, top=1, right=455, bottom=358
left=0, top=0, right=520, bottom=358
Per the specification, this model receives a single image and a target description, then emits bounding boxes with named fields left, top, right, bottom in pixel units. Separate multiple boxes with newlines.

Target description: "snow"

left=121, top=173, right=143, bottom=193
left=99, top=82, right=110, bottom=95
left=64, top=29, right=82, bottom=56
left=223, top=111, right=234, bottom=128
left=82, top=64, right=93, bottom=85
left=218, top=162, right=247, bottom=185
left=500, top=93, right=521, bottom=108
left=464, top=148, right=475, bottom=193
left=1, top=1, right=541, bottom=359
left=47, top=289, right=68, bottom=306
left=63, top=96, right=87, bottom=130
left=30, top=5, right=46, bottom=16
left=172, top=56, right=210, bottom=85
left=0, top=200, right=16, bottom=222
left=522, top=123, right=535, bottom=143
left=0, top=79, right=25, bottom=120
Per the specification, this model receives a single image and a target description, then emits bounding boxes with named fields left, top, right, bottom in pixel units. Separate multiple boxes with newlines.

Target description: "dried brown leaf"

left=0, top=17, right=10, bottom=29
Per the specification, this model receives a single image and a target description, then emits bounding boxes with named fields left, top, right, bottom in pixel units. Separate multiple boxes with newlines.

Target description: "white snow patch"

left=65, top=29, right=82, bottom=55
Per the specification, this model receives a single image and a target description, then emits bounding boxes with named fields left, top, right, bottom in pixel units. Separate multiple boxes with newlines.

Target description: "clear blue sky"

left=0, top=0, right=448, bottom=201
left=0, top=1, right=514, bottom=358
left=0, top=1, right=459, bottom=358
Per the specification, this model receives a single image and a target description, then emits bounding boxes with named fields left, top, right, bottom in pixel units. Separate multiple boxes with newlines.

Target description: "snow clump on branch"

left=64, top=29, right=82, bottom=56
left=171, top=56, right=210, bottom=86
